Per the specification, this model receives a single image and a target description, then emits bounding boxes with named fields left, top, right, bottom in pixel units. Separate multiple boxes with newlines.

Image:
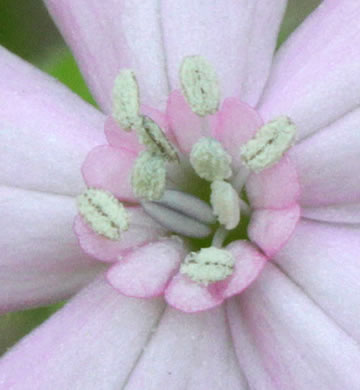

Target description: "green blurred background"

left=0, top=0, right=321, bottom=356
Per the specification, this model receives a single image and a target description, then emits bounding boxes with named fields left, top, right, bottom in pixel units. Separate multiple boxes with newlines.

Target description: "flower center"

left=77, top=55, right=297, bottom=289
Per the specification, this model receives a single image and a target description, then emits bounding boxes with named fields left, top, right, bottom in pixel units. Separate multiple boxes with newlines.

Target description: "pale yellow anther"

left=190, top=137, right=232, bottom=182
left=136, top=116, right=179, bottom=162
left=131, top=151, right=166, bottom=201
left=241, top=116, right=296, bottom=172
left=112, top=69, right=142, bottom=131
left=210, top=180, right=240, bottom=230
left=77, top=188, right=129, bottom=240
left=180, top=56, right=220, bottom=116
left=180, top=247, right=235, bottom=286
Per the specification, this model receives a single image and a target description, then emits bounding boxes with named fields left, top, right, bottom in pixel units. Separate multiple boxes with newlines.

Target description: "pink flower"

left=1, top=1, right=360, bottom=388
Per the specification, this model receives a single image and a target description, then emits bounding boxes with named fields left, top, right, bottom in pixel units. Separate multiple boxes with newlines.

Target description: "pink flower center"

left=74, top=56, right=301, bottom=313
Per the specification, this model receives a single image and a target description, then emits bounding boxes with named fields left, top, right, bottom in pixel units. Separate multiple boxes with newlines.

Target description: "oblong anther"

left=180, top=55, right=220, bottom=116
left=136, top=116, right=179, bottom=162
left=131, top=151, right=166, bottom=201
left=210, top=180, right=240, bottom=230
left=77, top=188, right=129, bottom=240
left=190, top=137, right=232, bottom=182
left=180, top=247, right=235, bottom=285
left=241, top=116, right=296, bottom=172
left=112, top=69, right=142, bottom=131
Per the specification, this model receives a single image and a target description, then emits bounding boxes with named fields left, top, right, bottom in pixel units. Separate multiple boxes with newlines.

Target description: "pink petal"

left=213, top=98, right=263, bottom=169
left=166, top=90, right=207, bottom=154
left=74, top=207, right=166, bottom=263
left=165, top=274, right=222, bottom=313
left=246, top=156, right=300, bottom=209
left=290, top=108, right=360, bottom=207
left=82, top=145, right=136, bottom=202
left=105, top=104, right=172, bottom=152
left=0, top=277, right=165, bottom=389
left=275, top=219, right=360, bottom=343
left=218, top=241, right=267, bottom=299
left=248, top=205, right=300, bottom=258
left=124, top=305, right=248, bottom=389
left=161, top=1, right=287, bottom=104
left=107, top=238, right=185, bottom=298
left=302, top=203, right=360, bottom=224
left=0, top=46, right=105, bottom=196
left=259, top=1, right=360, bottom=140
left=104, top=117, right=143, bottom=153
left=0, top=186, right=102, bottom=313
left=44, top=0, right=169, bottom=111
left=227, top=265, right=360, bottom=389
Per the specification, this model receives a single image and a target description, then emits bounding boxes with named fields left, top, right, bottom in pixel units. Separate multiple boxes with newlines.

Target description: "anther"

left=131, top=151, right=166, bottom=201
left=112, top=69, right=142, bottom=131
left=77, top=188, right=129, bottom=240
left=241, top=116, right=296, bottom=172
left=180, top=247, right=235, bottom=285
left=210, top=180, right=240, bottom=230
left=180, top=56, right=220, bottom=116
left=136, top=116, right=179, bottom=162
left=190, top=137, right=232, bottom=182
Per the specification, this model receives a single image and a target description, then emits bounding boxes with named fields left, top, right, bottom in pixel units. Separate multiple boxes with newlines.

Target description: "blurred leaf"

left=0, top=303, right=63, bottom=356
left=41, top=48, right=96, bottom=106
left=277, top=0, right=322, bottom=48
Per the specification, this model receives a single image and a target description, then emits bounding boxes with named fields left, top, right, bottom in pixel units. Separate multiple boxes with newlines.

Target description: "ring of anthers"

left=77, top=55, right=296, bottom=286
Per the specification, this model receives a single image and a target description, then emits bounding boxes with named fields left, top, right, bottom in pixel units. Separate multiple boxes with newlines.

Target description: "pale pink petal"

left=0, top=277, right=165, bottom=389
left=124, top=305, right=248, bottom=389
left=259, top=1, right=360, bottom=140
left=302, top=203, right=360, bottom=224
left=213, top=98, right=263, bottom=169
left=74, top=207, right=166, bottom=263
left=165, top=274, right=222, bottom=313
left=107, top=238, right=185, bottom=298
left=275, top=219, right=360, bottom=343
left=289, top=108, right=360, bottom=207
left=227, top=265, right=360, bottom=390
left=246, top=156, right=300, bottom=209
left=219, top=241, right=267, bottom=299
left=248, top=205, right=300, bottom=258
left=0, top=186, right=102, bottom=313
left=82, top=145, right=136, bottom=202
left=162, top=1, right=287, bottom=104
left=166, top=90, right=206, bottom=154
left=0, top=46, right=105, bottom=196
left=45, top=1, right=286, bottom=111
left=44, top=0, right=169, bottom=111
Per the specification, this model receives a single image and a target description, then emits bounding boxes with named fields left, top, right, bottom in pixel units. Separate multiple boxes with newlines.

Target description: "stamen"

left=210, top=180, right=240, bottom=230
left=180, top=247, right=235, bottom=285
left=154, top=190, right=216, bottom=224
left=77, top=188, right=129, bottom=240
left=141, top=201, right=212, bottom=239
left=131, top=151, right=166, bottom=201
left=211, top=226, right=228, bottom=249
left=241, top=116, right=296, bottom=172
left=112, top=69, right=142, bottom=131
left=180, top=56, right=220, bottom=116
left=136, top=116, right=179, bottom=162
left=190, top=137, right=232, bottom=182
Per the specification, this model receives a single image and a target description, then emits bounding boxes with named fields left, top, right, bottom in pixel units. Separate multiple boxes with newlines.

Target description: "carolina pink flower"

left=1, top=1, right=360, bottom=388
